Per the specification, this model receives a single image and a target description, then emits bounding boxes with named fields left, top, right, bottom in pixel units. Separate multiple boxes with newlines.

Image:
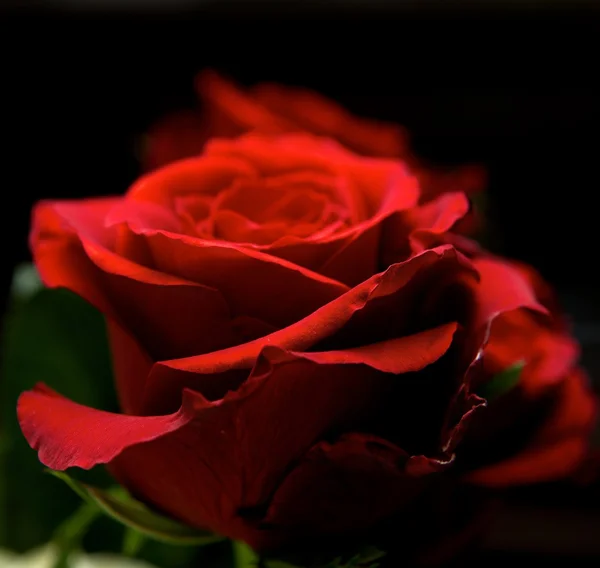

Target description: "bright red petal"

left=17, top=384, right=205, bottom=471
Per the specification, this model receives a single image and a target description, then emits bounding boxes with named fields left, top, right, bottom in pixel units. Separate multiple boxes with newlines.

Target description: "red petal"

left=32, top=200, right=237, bottom=365
left=471, top=256, right=548, bottom=329
left=127, top=229, right=349, bottom=330
left=262, top=433, right=425, bottom=538
left=290, top=322, right=457, bottom=373
left=106, top=321, right=153, bottom=415
left=380, top=192, right=470, bottom=265
left=17, top=384, right=205, bottom=471
left=466, top=369, right=598, bottom=486
left=127, top=154, right=258, bottom=207
left=483, top=309, right=580, bottom=396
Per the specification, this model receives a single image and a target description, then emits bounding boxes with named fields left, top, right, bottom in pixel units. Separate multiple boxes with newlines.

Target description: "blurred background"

left=1, top=0, right=600, bottom=566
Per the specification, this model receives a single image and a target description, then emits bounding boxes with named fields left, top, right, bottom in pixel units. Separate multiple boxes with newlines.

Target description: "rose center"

left=174, top=174, right=350, bottom=246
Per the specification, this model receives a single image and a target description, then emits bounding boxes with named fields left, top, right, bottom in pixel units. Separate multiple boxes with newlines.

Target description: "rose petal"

left=465, top=369, right=598, bottom=486
left=128, top=154, right=258, bottom=207
left=125, top=229, right=349, bottom=329
left=470, top=256, right=549, bottom=329
left=105, top=200, right=183, bottom=234
left=17, top=383, right=206, bottom=471
left=262, top=433, right=423, bottom=538
left=380, top=192, right=470, bottom=265
left=483, top=309, right=580, bottom=396
left=106, top=321, right=153, bottom=415
left=289, top=323, right=458, bottom=373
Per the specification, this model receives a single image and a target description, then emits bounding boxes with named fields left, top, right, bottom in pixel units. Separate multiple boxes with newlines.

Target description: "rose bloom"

left=18, top=134, right=596, bottom=554
left=143, top=71, right=486, bottom=208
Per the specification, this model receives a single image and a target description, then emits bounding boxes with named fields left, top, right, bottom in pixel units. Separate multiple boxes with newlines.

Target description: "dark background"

left=2, top=1, right=600, bottom=565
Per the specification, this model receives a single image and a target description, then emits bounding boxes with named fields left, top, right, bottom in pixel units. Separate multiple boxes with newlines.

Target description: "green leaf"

left=48, top=471, right=224, bottom=547
left=477, top=360, right=524, bottom=401
left=232, top=540, right=259, bottom=568
left=0, top=286, right=117, bottom=550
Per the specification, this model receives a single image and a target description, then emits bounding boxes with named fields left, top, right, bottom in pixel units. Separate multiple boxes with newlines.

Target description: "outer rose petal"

left=31, top=199, right=238, bottom=355
left=466, top=369, right=598, bottom=486
left=482, top=309, right=580, bottom=396
left=262, top=434, right=427, bottom=539
left=17, top=383, right=204, bottom=470
left=469, top=256, right=548, bottom=328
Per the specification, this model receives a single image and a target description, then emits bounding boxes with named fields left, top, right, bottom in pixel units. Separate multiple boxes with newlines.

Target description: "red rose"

left=144, top=70, right=486, bottom=207
left=17, top=134, right=594, bottom=552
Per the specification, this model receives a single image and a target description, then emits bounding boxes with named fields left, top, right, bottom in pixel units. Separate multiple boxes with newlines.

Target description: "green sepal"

left=477, top=360, right=524, bottom=401
left=48, top=470, right=225, bottom=547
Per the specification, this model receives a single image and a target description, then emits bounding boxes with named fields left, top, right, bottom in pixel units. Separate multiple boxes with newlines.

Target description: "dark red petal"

left=262, top=433, right=425, bottom=538
left=127, top=229, right=349, bottom=329
left=17, top=384, right=205, bottom=471
left=466, top=369, right=598, bottom=486
left=106, top=321, right=153, bottom=415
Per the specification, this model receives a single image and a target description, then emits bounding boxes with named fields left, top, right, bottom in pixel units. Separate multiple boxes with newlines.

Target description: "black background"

left=2, top=1, right=600, bottom=565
